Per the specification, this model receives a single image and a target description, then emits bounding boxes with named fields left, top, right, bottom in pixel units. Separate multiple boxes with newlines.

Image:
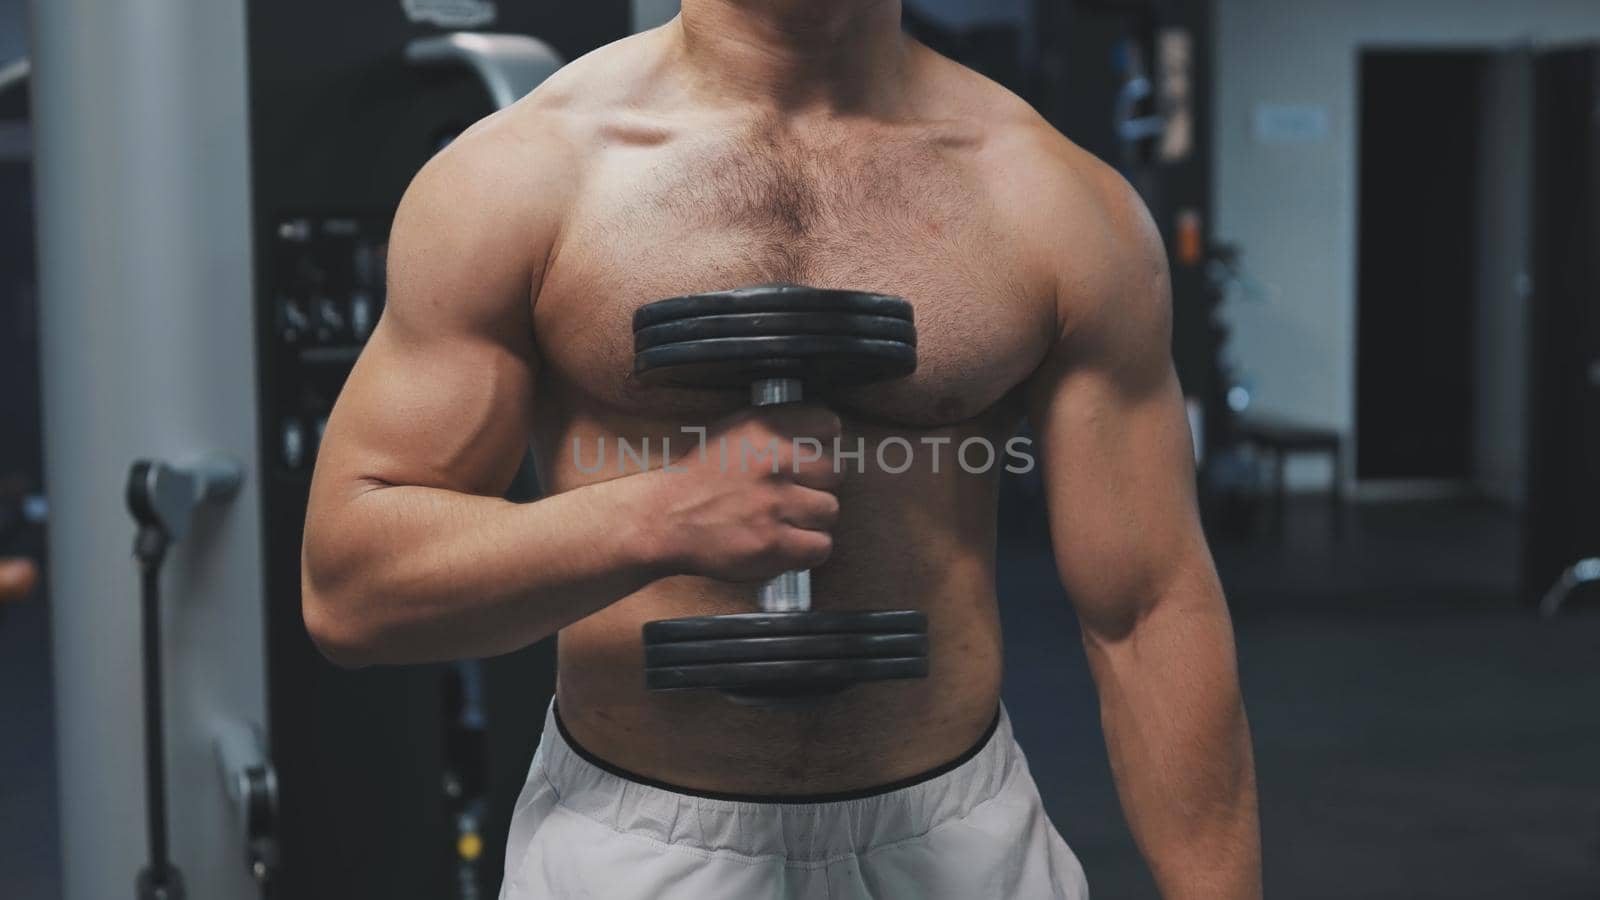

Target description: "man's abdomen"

left=552, top=511, right=1006, bottom=797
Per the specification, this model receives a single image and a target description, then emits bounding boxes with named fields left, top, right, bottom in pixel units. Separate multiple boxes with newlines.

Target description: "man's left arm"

left=1024, top=171, right=1261, bottom=900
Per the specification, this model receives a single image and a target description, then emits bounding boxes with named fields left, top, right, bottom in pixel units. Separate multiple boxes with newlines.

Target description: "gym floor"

left=3, top=496, right=1597, bottom=897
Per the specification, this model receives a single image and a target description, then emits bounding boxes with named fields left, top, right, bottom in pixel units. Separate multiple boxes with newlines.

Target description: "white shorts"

left=498, top=702, right=1090, bottom=899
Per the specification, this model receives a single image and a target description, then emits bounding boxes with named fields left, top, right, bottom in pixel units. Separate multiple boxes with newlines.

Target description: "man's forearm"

left=1086, top=585, right=1261, bottom=900
left=303, top=471, right=672, bottom=666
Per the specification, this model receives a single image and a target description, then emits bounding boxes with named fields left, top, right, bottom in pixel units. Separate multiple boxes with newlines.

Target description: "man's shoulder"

left=386, top=34, right=655, bottom=308
left=917, top=54, right=1166, bottom=331
left=913, top=49, right=1152, bottom=250
left=972, top=100, right=1142, bottom=243
left=510, top=29, right=666, bottom=120
left=418, top=29, right=665, bottom=191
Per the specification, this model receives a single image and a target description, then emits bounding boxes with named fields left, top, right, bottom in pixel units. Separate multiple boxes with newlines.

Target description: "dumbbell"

left=633, top=283, right=930, bottom=704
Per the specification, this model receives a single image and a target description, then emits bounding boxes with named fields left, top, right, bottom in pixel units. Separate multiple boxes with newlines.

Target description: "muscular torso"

left=524, top=42, right=1063, bottom=794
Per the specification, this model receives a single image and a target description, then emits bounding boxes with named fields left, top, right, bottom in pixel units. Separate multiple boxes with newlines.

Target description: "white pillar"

left=30, top=0, right=267, bottom=897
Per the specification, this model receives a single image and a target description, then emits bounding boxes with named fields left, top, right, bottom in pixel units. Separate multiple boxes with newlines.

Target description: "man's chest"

left=532, top=131, right=1057, bottom=428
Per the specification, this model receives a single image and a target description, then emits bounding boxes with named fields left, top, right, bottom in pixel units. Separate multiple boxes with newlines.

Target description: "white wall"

left=1212, top=0, right=1600, bottom=488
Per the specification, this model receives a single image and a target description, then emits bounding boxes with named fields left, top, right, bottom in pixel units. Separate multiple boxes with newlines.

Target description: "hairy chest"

left=533, top=126, right=1055, bottom=429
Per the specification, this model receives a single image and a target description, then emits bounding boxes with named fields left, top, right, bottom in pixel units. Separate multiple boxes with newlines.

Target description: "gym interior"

left=2, top=0, right=1598, bottom=897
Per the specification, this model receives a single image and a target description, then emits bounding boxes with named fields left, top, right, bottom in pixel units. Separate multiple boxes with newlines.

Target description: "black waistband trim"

left=552, top=703, right=1001, bottom=805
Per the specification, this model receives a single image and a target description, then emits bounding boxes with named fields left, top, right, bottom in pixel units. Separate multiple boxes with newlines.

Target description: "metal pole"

left=749, top=378, right=810, bottom=613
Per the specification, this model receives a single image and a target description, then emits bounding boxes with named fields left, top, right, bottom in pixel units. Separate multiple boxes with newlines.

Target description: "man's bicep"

left=1026, top=174, right=1208, bottom=639
left=1030, top=361, right=1203, bottom=638
left=312, top=144, right=543, bottom=502
left=318, top=321, right=535, bottom=498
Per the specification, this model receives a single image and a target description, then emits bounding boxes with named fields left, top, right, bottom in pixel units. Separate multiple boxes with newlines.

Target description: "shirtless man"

left=302, top=2, right=1260, bottom=897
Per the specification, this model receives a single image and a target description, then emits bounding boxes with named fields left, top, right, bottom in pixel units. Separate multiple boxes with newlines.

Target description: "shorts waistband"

left=553, top=703, right=1000, bottom=804
left=533, top=701, right=1020, bottom=861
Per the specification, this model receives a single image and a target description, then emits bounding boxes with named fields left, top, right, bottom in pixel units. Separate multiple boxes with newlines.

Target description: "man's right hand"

left=643, top=404, right=843, bottom=583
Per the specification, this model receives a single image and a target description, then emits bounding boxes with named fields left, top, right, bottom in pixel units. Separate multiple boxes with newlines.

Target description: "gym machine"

left=253, top=5, right=629, bottom=898
left=126, top=457, right=249, bottom=900
left=34, top=2, right=629, bottom=899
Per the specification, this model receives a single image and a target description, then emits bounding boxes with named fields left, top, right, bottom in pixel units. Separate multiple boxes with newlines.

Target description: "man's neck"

left=672, top=0, right=911, bottom=114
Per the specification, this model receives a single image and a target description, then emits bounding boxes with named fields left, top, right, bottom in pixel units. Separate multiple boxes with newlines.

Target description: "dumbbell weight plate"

left=643, top=610, right=928, bottom=643
left=645, top=656, right=930, bottom=692
left=634, top=312, right=917, bottom=350
left=634, top=284, right=912, bottom=329
left=643, top=611, right=930, bottom=696
left=632, top=285, right=917, bottom=389
left=644, top=632, right=928, bottom=667
left=634, top=335, right=916, bottom=388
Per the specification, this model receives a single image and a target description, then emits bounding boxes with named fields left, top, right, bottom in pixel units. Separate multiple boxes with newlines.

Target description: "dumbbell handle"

left=751, top=377, right=811, bottom=613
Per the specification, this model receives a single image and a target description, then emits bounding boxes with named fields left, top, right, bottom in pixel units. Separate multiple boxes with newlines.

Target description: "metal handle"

left=1541, top=557, right=1600, bottom=617
left=403, top=33, right=563, bottom=111
left=125, top=455, right=246, bottom=900
left=127, top=455, right=244, bottom=543
left=0, top=57, right=28, bottom=95
left=751, top=378, right=810, bottom=613
left=214, top=719, right=279, bottom=884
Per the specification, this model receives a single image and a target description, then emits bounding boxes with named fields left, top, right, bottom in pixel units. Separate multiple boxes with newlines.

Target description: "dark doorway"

left=1356, top=51, right=1486, bottom=481
left=1524, top=46, right=1600, bottom=602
